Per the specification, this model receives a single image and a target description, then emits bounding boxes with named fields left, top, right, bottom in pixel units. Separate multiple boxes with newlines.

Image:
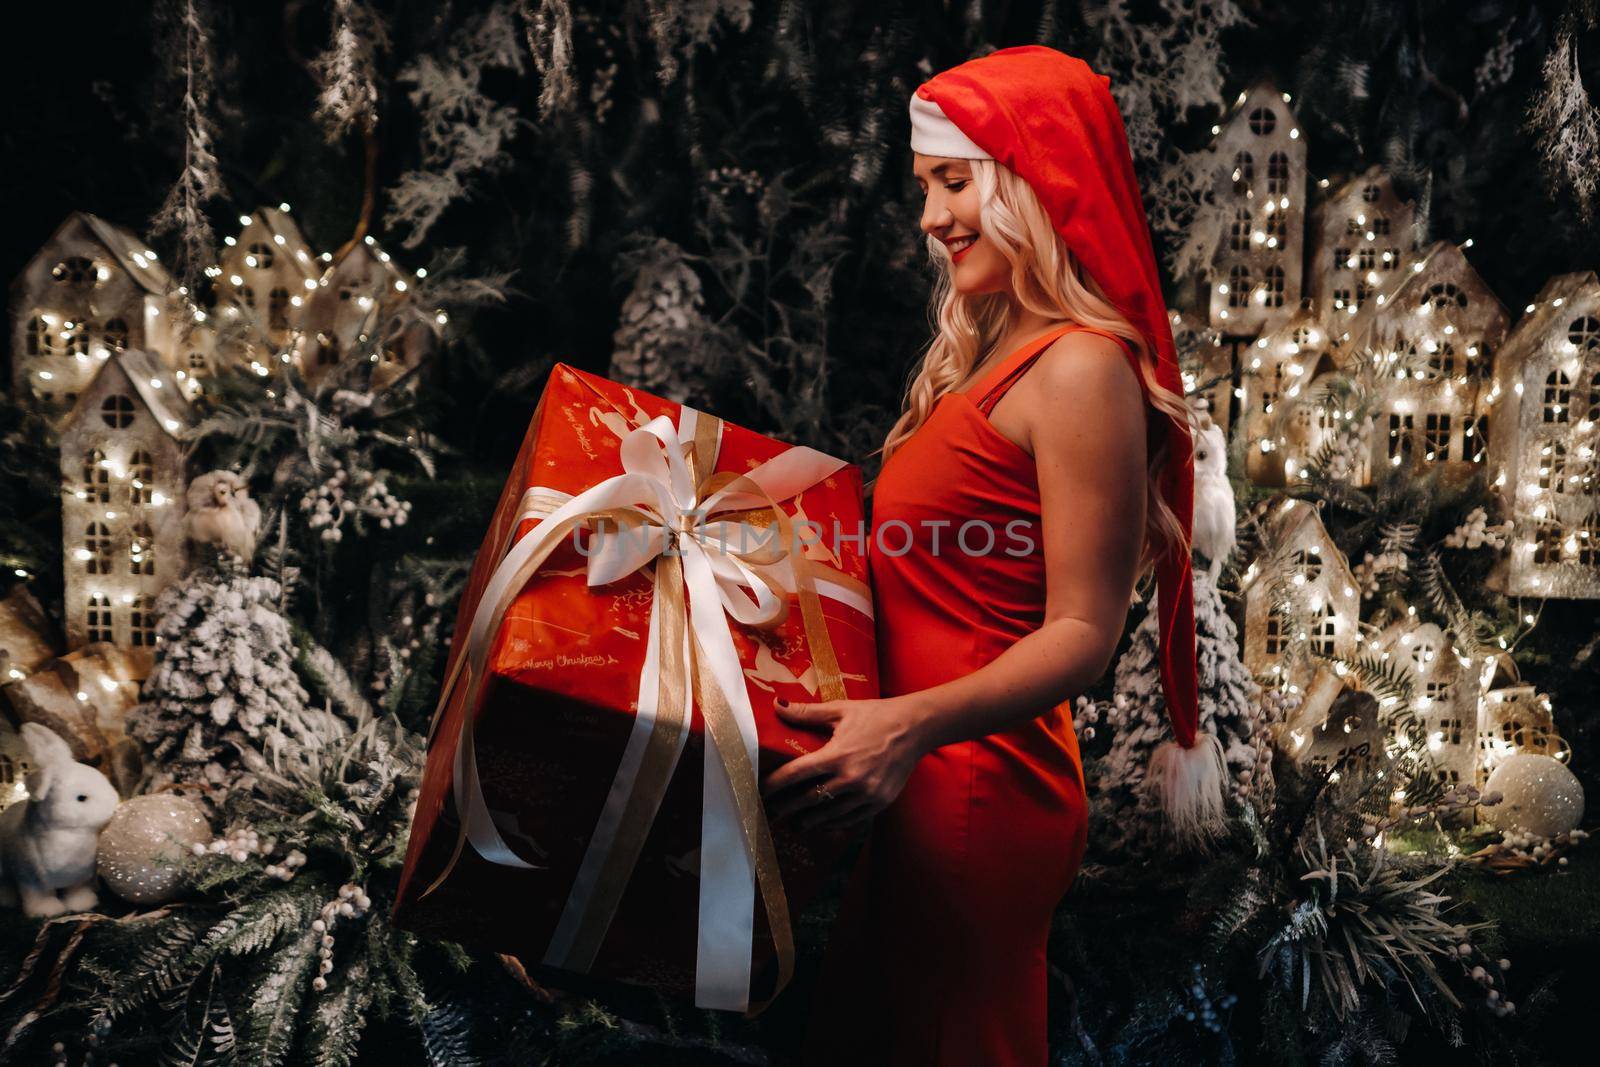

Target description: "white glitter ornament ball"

left=97, top=794, right=213, bottom=905
left=1483, top=754, right=1585, bottom=838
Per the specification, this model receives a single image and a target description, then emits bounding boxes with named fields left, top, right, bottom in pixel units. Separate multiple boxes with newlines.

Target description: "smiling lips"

left=947, top=234, right=977, bottom=263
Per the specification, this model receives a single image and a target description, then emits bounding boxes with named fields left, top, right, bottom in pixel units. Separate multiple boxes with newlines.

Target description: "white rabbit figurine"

left=0, top=722, right=122, bottom=917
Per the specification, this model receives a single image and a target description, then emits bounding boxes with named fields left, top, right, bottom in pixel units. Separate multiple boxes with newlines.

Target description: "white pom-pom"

left=1145, top=731, right=1230, bottom=850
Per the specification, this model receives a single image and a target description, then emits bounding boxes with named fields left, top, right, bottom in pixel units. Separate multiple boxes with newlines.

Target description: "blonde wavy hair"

left=878, top=156, right=1193, bottom=576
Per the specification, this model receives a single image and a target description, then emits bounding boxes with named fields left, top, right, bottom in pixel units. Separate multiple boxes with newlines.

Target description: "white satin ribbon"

left=444, top=406, right=866, bottom=1011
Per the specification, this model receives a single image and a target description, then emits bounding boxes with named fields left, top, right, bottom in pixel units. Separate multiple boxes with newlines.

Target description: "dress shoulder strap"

left=973, top=323, right=1132, bottom=416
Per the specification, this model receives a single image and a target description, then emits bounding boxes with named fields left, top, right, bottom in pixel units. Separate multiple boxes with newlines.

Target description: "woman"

left=759, top=47, right=1226, bottom=1064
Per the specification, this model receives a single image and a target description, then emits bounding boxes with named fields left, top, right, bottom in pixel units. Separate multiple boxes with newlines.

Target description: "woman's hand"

left=759, top=694, right=931, bottom=832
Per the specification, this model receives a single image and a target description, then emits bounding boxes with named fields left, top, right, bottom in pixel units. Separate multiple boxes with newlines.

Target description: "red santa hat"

left=911, top=46, right=1227, bottom=846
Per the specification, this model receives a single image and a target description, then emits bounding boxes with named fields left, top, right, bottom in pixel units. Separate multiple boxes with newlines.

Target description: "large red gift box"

left=392, top=363, right=878, bottom=1013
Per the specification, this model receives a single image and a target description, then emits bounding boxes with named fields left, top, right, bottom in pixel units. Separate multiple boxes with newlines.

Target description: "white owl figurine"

left=1189, top=412, right=1235, bottom=579
left=183, top=470, right=263, bottom=561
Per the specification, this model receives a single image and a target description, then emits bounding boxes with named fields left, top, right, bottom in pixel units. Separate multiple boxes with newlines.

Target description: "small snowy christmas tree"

left=126, top=552, right=311, bottom=802
left=1079, top=567, right=1276, bottom=859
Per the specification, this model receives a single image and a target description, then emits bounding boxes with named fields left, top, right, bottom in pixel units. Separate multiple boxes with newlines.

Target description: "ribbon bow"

left=420, top=405, right=866, bottom=1014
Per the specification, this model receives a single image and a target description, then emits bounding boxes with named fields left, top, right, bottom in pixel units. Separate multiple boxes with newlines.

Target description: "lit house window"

left=1231, top=151, right=1253, bottom=192
left=52, top=256, right=95, bottom=288
left=1228, top=265, right=1251, bottom=308
left=83, top=448, right=111, bottom=503
left=85, top=522, right=114, bottom=575
left=1263, top=266, right=1286, bottom=308
left=1424, top=413, right=1451, bottom=462
left=1311, top=604, right=1338, bottom=655
left=269, top=287, right=291, bottom=330
left=1543, top=370, right=1571, bottom=423
left=130, top=521, right=154, bottom=576
left=1266, top=151, right=1289, bottom=195
left=248, top=241, right=275, bottom=270
left=131, top=594, right=157, bottom=647
left=1538, top=441, right=1567, bottom=491
left=129, top=449, right=155, bottom=505
left=87, top=592, right=114, bottom=642
left=102, top=318, right=128, bottom=352
left=1265, top=608, right=1286, bottom=656
left=1230, top=207, right=1251, bottom=251
left=26, top=315, right=55, bottom=356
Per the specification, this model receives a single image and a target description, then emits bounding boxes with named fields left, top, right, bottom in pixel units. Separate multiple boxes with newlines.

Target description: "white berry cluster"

left=311, top=883, right=373, bottom=993
left=191, top=825, right=307, bottom=881
left=1492, top=826, right=1589, bottom=868
left=1443, top=507, right=1513, bottom=550
left=1352, top=548, right=1408, bottom=598
left=300, top=460, right=412, bottom=543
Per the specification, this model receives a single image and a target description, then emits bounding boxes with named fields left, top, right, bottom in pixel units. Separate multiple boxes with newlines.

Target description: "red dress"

left=802, top=322, right=1125, bottom=1066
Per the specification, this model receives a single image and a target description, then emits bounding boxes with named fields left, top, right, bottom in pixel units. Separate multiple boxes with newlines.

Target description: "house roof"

left=10, top=211, right=172, bottom=299
left=249, top=206, right=321, bottom=282
left=80, top=212, right=173, bottom=296
left=1333, top=239, right=1508, bottom=356
left=1241, top=496, right=1361, bottom=596
left=1493, top=270, right=1600, bottom=371
left=61, top=348, right=192, bottom=441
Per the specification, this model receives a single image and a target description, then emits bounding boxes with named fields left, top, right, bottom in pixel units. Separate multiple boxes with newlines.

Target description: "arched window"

left=86, top=592, right=113, bottom=642
left=1266, top=151, right=1290, bottom=195
left=1265, top=207, right=1287, bottom=239
left=101, top=394, right=135, bottom=428
left=63, top=319, right=88, bottom=357
left=1409, top=636, right=1437, bottom=670
left=1311, top=603, right=1338, bottom=655
left=82, top=448, right=111, bottom=503
left=1424, top=413, right=1451, bottom=462
left=1264, top=265, right=1286, bottom=308
left=1542, top=370, right=1571, bottom=423
left=131, top=594, right=157, bottom=647
left=1228, top=265, right=1251, bottom=308
left=1230, top=207, right=1251, bottom=251
left=129, top=449, right=155, bottom=505
left=1422, top=282, right=1468, bottom=312
left=1372, top=216, right=1390, bottom=235
left=1290, top=547, right=1322, bottom=584
left=268, top=287, right=291, bottom=330
left=1265, top=607, right=1286, bottom=655
left=238, top=285, right=256, bottom=310
left=1248, top=107, right=1277, bottom=135
left=247, top=241, right=275, bottom=270
left=129, top=521, right=154, bottom=575
left=1231, top=151, right=1254, bottom=192
left=102, top=318, right=128, bottom=352
left=317, top=335, right=341, bottom=366
left=52, top=256, right=95, bottom=288
left=84, top=522, right=113, bottom=575
left=1426, top=341, right=1457, bottom=379
left=26, top=316, right=55, bottom=356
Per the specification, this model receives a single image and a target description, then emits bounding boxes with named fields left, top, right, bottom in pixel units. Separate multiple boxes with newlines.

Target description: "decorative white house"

left=9, top=213, right=181, bottom=419
left=294, top=236, right=437, bottom=392
left=1239, top=497, right=1362, bottom=703
left=1370, top=616, right=1484, bottom=793
left=57, top=349, right=190, bottom=652
left=1307, top=165, right=1420, bottom=318
left=1238, top=302, right=1341, bottom=485
left=1478, top=683, right=1570, bottom=786
left=1170, top=309, right=1236, bottom=438
left=1332, top=240, right=1510, bottom=483
left=1483, top=271, right=1600, bottom=598
left=1204, top=80, right=1307, bottom=338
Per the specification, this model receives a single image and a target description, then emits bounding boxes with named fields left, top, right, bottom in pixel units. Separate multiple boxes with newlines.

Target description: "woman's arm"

left=763, top=331, right=1149, bottom=827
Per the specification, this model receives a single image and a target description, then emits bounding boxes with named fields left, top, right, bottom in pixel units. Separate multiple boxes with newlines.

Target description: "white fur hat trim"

left=908, top=92, right=992, bottom=159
